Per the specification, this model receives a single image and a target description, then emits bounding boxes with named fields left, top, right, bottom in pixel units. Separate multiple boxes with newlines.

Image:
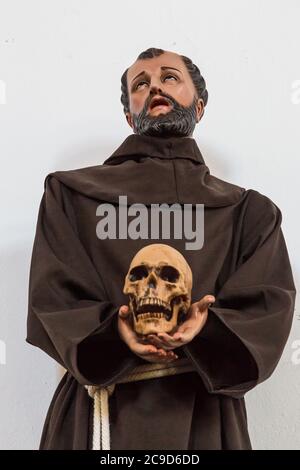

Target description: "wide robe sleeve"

left=26, top=174, right=141, bottom=386
left=183, top=190, right=296, bottom=399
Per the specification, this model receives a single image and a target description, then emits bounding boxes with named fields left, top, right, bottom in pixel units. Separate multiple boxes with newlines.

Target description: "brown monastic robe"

left=26, top=134, right=296, bottom=450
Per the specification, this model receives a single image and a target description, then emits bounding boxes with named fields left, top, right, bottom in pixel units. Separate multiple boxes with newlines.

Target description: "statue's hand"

left=118, top=305, right=179, bottom=363
left=145, top=294, right=215, bottom=350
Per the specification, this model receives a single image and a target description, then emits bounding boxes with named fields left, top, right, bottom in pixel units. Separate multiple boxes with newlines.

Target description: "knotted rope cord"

left=85, top=357, right=196, bottom=450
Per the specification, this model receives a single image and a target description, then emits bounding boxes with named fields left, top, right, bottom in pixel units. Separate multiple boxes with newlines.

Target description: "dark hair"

left=120, top=47, right=208, bottom=115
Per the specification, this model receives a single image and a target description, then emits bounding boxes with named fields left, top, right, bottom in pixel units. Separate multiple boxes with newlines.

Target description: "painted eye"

left=135, top=74, right=177, bottom=90
left=164, top=74, right=177, bottom=81
left=135, top=80, right=147, bottom=90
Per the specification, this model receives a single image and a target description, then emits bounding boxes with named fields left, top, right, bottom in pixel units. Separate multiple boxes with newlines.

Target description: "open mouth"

left=149, top=97, right=172, bottom=111
left=132, top=296, right=173, bottom=321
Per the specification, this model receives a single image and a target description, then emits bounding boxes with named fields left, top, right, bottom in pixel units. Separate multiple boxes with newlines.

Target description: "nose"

left=149, top=84, right=164, bottom=101
left=150, top=83, right=163, bottom=94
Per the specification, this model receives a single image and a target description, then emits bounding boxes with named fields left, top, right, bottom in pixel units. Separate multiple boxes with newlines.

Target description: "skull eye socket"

left=160, top=266, right=180, bottom=283
left=129, top=265, right=149, bottom=282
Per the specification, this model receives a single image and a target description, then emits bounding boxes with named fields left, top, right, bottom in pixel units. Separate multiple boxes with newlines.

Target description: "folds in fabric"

left=26, top=175, right=141, bottom=386
left=183, top=191, right=296, bottom=398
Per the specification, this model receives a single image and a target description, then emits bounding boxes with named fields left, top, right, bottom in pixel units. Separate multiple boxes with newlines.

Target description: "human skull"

left=123, top=243, right=193, bottom=335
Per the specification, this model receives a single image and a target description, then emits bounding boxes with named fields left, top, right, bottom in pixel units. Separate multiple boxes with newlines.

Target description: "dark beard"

left=131, top=94, right=199, bottom=138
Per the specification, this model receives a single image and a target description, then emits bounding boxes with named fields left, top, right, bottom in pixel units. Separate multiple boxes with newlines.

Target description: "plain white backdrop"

left=0, top=0, right=299, bottom=450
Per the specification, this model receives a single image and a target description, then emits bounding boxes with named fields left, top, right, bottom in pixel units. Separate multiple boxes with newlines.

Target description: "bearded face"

left=131, top=93, right=199, bottom=138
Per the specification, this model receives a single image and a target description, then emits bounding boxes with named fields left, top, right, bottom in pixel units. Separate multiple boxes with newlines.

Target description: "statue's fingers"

left=197, top=295, right=215, bottom=312
left=157, top=349, right=178, bottom=360
left=156, top=333, right=182, bottom=349
left=138, top=335, right=149, bottom=344
left=172, top=332, right=183, bottom=341
left=118, top=305, right=130, bottom=318
left=135, top=344, right=158, bottom=356
left=147, top=335, right=173, bottom=350
left=146, top=335, right=162, bottom=347
left=158, top=332, right=180, bottom=343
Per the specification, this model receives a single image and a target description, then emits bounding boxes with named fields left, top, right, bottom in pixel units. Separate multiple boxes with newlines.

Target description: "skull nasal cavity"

left=147, top=272, right=157, bottom=289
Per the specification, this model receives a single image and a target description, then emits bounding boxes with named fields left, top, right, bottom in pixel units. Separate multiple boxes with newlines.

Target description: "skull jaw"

left=132, top=303, right=183, bottom=336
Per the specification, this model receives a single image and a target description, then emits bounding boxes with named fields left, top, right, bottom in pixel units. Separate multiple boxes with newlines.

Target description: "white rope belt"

left=85, top=357, right=196, bottom=450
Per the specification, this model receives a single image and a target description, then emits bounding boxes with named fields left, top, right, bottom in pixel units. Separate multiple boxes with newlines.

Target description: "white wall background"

left=0, top=0, right=299, bottom=450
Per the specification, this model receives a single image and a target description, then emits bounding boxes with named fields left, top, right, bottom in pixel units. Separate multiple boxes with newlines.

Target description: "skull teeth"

left=134, top=297, right=173, bottom=321
left=138, top=297, right=169, bottom=308
left=137, top=312, right=165, bottom=320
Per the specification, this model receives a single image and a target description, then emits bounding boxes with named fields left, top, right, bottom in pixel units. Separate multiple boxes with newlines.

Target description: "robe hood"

left=49, top=133, right=246, bottom=207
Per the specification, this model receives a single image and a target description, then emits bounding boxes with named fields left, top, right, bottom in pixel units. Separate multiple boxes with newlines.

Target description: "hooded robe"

left=26, top=133, right=296, bottom=450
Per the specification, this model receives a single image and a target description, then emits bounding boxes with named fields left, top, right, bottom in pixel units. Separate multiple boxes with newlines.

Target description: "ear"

left=196, top=98, right=205, bottom=122
left=125, top=112, right=134, bottom=129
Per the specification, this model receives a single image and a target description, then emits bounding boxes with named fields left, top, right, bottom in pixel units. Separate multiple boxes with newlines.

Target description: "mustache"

left=145, top=92, right=176, bottom=112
